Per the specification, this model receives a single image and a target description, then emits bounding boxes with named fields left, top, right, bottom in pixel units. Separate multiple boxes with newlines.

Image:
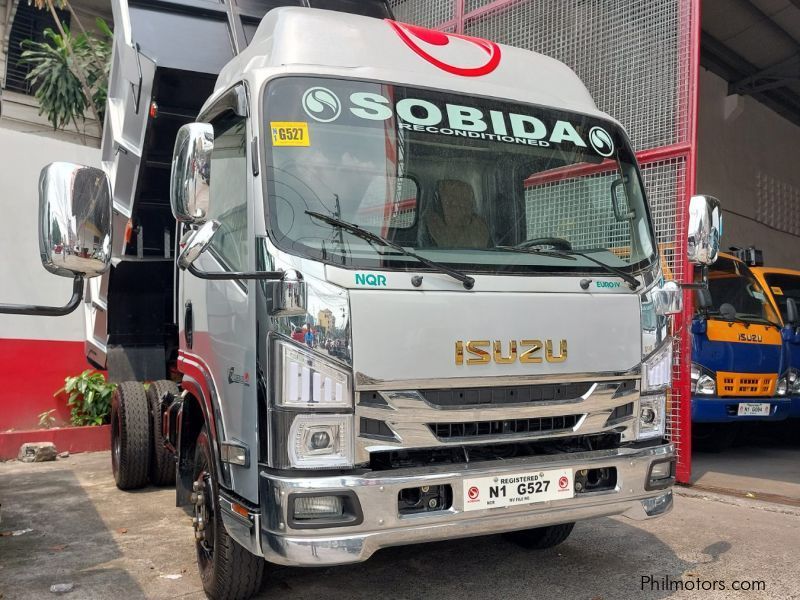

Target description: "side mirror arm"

left=0, top=275, right=84, bottom=316
left=186, top=263, right=285, bottom=281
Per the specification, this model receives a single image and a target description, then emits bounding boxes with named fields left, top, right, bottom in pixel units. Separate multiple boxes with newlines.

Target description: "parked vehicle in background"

left=749, top=262, right=800, bottom=419
left=0, top=1, right=723, bottom=598
left=691, top=252, right=789, bottom=451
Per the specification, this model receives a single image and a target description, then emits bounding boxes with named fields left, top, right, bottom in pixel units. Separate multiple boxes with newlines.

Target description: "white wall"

left=697, top=68, right=800, bottom=270
left=0, top=126, right=100, bottom=340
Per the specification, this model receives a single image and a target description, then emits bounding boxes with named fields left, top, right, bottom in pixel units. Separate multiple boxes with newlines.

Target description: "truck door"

left=179, top=90, right=259, bottom=502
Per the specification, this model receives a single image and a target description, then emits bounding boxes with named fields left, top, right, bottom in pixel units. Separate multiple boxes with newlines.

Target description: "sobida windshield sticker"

left=298, top=86, right=615, bottom=156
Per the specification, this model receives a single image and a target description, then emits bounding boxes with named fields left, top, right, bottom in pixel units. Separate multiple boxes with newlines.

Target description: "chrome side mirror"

left=177, top=220, right=220, bottom=270
left=39, top=162, right=112, bottom=278
left=653, top=280, right=682, bottom=315
left=270, top=270, right=307, bottom=317
left=170, top=123, right=213, bottom=224
left=687, top=195, right=722, bottom=266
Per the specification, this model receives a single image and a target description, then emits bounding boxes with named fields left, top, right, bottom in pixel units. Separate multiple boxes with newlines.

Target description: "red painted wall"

left=0, top=339, right=89, bottom=430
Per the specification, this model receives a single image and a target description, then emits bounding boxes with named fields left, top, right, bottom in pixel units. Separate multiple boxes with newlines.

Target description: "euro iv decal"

left=455, top=340, right=568, bottom=365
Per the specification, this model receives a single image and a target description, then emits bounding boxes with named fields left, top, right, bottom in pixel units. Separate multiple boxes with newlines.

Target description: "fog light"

left=650, top=461, right=671, bottom=480
left=293, top=495, right=343, bottom=520
left=646, top=459, right=675, bottom=490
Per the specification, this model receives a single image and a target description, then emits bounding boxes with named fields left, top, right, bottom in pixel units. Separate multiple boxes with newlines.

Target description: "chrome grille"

left=355, top=376, right=639, bottom=464
left=420, top=382, right=593, bottom=407
left=429, top=415, right=582, bottom=440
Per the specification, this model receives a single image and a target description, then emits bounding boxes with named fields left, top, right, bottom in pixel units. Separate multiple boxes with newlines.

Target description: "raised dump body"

left=86, top=0, right=393, bottom=380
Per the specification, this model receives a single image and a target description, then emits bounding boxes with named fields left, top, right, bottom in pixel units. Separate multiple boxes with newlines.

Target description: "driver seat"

left=426, top=179, right=491, bottom=248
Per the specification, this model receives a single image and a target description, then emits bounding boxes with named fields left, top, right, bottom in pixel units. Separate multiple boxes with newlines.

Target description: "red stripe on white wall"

left=0, top=338, right=89, bottom=430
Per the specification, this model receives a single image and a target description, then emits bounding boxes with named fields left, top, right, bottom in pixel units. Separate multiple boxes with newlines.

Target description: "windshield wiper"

left=305, top=210, right=475, bottom=289
left=498, top=245, right=640, bottom=290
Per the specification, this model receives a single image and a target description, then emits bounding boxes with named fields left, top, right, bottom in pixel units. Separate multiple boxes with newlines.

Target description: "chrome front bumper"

left=255, top=442, right=674, bottom=566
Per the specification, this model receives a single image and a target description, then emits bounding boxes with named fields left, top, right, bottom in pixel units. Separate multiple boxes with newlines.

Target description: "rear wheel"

left=110, top=382, right=151, bottom=490
left=505, top=522, right=575, bottom=550
left=193, top=428, right=264, bottom=600
left=146, top=380, right=179, bottom=486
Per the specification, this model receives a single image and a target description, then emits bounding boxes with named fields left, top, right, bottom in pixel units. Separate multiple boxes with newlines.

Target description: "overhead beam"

left=730, top=53, right=800, bottom=94
left=701, top=31, right=800, bottom=128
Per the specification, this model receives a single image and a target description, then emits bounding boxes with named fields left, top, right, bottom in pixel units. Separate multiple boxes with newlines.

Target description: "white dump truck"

left=0, top=1, right=723, bottom=598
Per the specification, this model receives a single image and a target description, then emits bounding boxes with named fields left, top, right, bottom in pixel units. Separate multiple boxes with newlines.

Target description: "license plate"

left=737, top=402, right=771, bottom=416
left=463, top=469, right=574, bottom=511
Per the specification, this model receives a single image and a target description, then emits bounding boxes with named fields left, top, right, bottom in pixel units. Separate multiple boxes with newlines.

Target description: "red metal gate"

left=391, top=0, right=701, bottom=482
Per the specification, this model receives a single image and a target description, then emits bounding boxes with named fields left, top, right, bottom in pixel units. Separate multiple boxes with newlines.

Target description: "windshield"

left=763, top=272, right=800, bottom=324
left=701, top=257, right=780, bottom=325
left=262, top=76, right=657, bottom=275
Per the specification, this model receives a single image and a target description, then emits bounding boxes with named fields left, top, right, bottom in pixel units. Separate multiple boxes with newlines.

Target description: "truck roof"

left=211, top=7, right=608, bottom=121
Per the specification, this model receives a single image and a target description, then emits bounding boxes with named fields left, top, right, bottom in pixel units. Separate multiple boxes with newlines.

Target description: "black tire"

left=193, top=428, right=264, bottom=600
left=693, top=423, right=739, bottom=453
left=146, top=380, right=179, bottom=486
left=111, top=381, right=151, bottom=490
left=505, top=522, right=575, bottom=550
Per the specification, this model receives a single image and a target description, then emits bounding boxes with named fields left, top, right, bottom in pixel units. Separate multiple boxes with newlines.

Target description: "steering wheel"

left=515, top=237, right=573, bottom=251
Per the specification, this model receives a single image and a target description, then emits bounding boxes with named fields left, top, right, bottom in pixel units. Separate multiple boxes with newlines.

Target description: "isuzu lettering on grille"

left=455, top=340, right=568, bottom=365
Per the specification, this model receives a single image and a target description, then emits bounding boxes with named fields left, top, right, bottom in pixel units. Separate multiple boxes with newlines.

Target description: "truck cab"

left=0, top=4, right=725, bottom=599
left=691, top=252, right=789, bottom=450
left=750, top=264, right=800, bottom=418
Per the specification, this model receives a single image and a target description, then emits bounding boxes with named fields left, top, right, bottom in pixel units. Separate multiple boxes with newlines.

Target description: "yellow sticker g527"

left=771, top=286, right=784, bottom=295
left=270, top=121, right=309, bottom=147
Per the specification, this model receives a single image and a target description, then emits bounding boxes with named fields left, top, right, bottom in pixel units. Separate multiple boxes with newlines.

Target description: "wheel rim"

left=111, top=405, right=121, bottom=475
left=193, top=456, right=216, bottom=573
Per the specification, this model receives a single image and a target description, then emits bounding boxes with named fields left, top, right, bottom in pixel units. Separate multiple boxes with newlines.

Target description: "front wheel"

left=193, top=428, right=264, bottom=600
left=505, top=522, right=575, bottom=549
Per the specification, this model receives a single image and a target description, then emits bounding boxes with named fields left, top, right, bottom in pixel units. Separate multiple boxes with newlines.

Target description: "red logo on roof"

left=387, top=20, right=501, bottom=77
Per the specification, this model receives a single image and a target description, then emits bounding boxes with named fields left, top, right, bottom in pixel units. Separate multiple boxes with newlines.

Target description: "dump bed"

left=88, top=0, right=392, bottom=378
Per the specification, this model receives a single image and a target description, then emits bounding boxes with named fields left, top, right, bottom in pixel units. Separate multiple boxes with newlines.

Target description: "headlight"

left=276, top=339, right=352, bottom=409
left=288, top=414, right=354, bottom=469
left=638, top=394, right=666, bottom=439
left=642, top=339, right=672, bottom=392
left=690, top=362, right=716, bottom=395
left=776, top=376, right=788, bottom=396
left=784, top=369, right=800, bottom=395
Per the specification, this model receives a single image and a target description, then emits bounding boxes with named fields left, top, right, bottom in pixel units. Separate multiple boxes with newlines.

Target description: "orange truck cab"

left=691, top=252, right=789, bottom=450
left=750, top=263, right=800, bottom=418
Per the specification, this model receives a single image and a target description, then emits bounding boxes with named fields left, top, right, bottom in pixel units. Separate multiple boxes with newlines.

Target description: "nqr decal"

left=387, top=20, right=501, bottom=77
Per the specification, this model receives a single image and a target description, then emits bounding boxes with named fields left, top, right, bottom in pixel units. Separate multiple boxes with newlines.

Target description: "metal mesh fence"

left=524, top=169, right=634, bottom=258
left=640, top=157, right=688, bottom=453
left=462, top=0, right=690, bottom=152
left=391, top=0, right=454, bottom=28
left=389, top=0, right=697, bottom=479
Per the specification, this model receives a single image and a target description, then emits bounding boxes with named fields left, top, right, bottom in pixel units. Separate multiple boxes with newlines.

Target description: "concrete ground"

left=1, top=453, right=799, bottom=600
left=691, top=421, right=800, bottom=504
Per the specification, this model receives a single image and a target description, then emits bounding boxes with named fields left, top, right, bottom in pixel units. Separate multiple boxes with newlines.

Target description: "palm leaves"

left=19, top=17, right=111, bottom=132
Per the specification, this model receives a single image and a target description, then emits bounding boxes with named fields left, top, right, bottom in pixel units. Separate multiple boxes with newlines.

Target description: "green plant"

left=55, top=370, right=117, bottom=426
left=18, top=16, right=112, bottom=131
left=38, top=409, right=57, bottom=429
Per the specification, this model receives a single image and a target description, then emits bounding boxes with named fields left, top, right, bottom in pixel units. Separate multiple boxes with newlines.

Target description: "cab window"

left=208, top=113, right=248, bottom=272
